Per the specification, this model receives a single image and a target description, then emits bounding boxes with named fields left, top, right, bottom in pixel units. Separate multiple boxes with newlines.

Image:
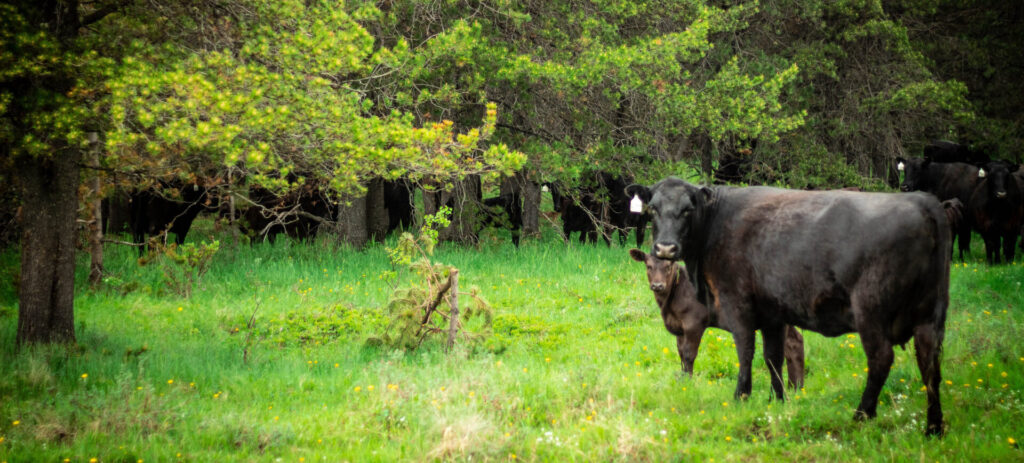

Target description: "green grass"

left=0, top=222, right=1023, bottom=462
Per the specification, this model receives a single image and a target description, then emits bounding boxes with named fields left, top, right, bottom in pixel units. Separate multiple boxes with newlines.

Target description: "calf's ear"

left=628, top=248, right=647, bottom=262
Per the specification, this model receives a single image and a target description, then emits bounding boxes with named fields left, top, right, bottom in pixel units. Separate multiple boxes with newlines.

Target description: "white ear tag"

left=541, top=184, right=549, bottom=192
left=978, top=169, right=986, bottom=178
left=897, top=162, right=905, bottom=172
left=630, top=194, right=643, bottom=213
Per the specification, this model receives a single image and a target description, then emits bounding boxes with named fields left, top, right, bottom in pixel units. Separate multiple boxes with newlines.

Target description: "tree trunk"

left=365, top=177, right=388, bottom=243
left=521, top=175, right=541, bottom=238
left=335, top=194, right=368, bottom=248
left=16, top=151, right=80, bottom=345
left=87, top=137, right=104, bottom=287
left=446, top=175, right=480, bottom=244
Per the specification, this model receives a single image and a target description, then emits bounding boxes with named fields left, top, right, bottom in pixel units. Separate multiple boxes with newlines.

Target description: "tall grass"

left=0, top=222, right=1022, bottom=461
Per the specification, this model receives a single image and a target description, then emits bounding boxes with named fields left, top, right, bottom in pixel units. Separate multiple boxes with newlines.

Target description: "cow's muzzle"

left=650, top=282, right=666, bottom=292
left=899, top=184, right=911, bottom=192
left=996, top=191, right=1007, bottom=199
left=654, top=242, right=679, bottom=259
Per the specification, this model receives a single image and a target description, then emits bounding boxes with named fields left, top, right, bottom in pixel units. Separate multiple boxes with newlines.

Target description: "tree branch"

left=80, top=2, right=127, bottom=29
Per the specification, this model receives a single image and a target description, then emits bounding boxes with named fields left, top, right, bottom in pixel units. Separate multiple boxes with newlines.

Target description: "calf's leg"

left=783, top=325, right=805, bottom=389
left=676, top=327, right=705, bottom=376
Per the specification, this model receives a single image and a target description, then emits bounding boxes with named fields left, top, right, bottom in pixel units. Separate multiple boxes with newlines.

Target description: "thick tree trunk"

left=16, top=152, right=80, bottom=345
left=521, top=174, right=541, bottom=238
left=445, top=175, right=480, bottom=244
left=335, top=194, right=368, bottom=248
left=365, top=178, right=388, bottom=243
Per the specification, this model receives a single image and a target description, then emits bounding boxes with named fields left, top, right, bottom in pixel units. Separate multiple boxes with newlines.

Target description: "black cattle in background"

left=382, top=179, right=414, bottom=234
left=630, top=178, right=950, bottom=436
left=923, top=140, right=990, bottom=165
left=968, top=161, right=1022, bottom=264
left=557, top=172, right=648, bottom=247
left=1015, top=165, right=1024, bottom=252
left=101, top=190, right=132, bottom=236
left=479, top=192, right=523, bottom=247
left=940, top=198, right=965, bottom=251
left=713, top=143, right=757, bottom=185
left=129, top=181, right=214, bottom=255
left=896, top=156, right=979, bottom=260
left=242, top=181, right=336, bottom=244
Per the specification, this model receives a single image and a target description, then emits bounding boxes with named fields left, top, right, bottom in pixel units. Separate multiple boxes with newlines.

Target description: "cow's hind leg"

left=854, top=330, right=894, bottom=422
left=761, top=324, right=787, bottom=401
left=914, top=324, right=945, bottom=436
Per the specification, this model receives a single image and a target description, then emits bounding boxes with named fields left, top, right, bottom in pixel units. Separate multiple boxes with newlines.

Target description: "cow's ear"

left=699, top=186, right=714, bottom=204
left=895, top=157, right=906, bottom=172
left=628, top=248, right=646, bottom=262
left=625, top=184, right=651, bottom=203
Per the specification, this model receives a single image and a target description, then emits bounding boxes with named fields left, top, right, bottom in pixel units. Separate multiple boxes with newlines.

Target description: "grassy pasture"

left=0, top=221, right=1022, bottom=462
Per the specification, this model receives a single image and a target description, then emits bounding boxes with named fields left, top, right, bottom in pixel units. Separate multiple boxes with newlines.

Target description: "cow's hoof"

left=852, top=410, right=874, bottom=422
left=925, top=422, right=945, bottom=438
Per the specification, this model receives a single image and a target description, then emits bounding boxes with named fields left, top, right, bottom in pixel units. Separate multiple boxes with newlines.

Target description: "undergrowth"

left=0, top=222, right=1021, bottom=462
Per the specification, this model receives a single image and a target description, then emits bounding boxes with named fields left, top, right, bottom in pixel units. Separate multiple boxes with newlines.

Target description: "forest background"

left=3, top=0, right=1022, bottom=344
left=2, top=1, right=1024, bottom=460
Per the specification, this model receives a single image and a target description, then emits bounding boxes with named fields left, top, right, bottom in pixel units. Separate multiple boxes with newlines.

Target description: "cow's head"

left=978, top=161, right=1021, bottom=200
left=626, top=177, right=711, bottom=261
left=896, top=157, right=930, bottom=192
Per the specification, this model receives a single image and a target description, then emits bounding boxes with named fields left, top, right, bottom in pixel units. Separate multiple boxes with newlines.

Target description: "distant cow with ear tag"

left=629, top=249, right=805, bottom=389
left=626, top=177, right=950, bottom=436
left=968, top=161, right=1022, bottom=264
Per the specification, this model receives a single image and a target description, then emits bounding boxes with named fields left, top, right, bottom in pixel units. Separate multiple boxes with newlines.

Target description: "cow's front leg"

left=761, top=324, right=787, bottom=401
left=732, top=328, right=756, bottom=400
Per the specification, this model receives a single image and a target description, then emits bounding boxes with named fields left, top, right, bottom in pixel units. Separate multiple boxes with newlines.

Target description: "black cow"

left=896, top=156, right=978, bottom=260
left=242, top=181, right=335, bottom=244
left=629, top=249, right=805, bottom=388
left=558, top=172, right=648, bottom=247
left=383, top=179, right=414, bottom=234
left=129, top=181, right=213, bottom=255
left=923, top=140, right=990, bottom=165
left=559, top=187, right=603, bottom=244
left=968, top=161, right=1022, bottom=264
left=1015, top=165, right=1024, bottom=252
left=479, top=192, right=523, bottom=247
left=629, top=177, right=950, bottom=436
left=941, top=198, right=965, bottom=244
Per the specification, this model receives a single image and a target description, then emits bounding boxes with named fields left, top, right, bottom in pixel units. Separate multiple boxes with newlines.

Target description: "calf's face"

left=629, top=248, right=676, bottom=293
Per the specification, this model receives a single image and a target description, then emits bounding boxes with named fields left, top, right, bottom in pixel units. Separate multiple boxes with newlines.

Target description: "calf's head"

left=628, top=248, right=678, bottom=293
left=626, top=177, right=710, bottom=261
